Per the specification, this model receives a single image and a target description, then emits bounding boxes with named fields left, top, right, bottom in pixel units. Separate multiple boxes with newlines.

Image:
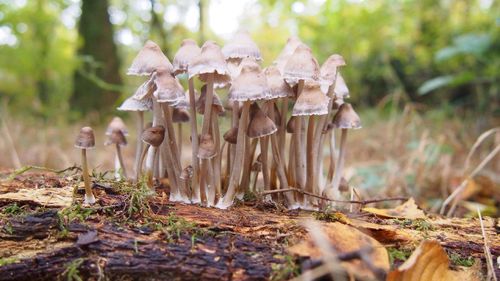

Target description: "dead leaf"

left=0, top=186, right=73, bottom=207
left=348, top=218, right=413, bottom=243
left=288, top=222, right=389, bottom=280
left=362, top=198, right=426, bottom=220
left=387, top=240, right=475, bottom=281
left=76, top=230, right=99, bottom=246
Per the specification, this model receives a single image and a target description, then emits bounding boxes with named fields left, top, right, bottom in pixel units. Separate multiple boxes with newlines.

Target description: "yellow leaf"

left=387, top=240, right=469, bottom=281
left=362, top=198, right=426, bottom=220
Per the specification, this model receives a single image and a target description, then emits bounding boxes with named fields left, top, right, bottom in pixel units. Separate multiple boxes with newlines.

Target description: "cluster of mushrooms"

left=74, top=31, right=361, bottom=209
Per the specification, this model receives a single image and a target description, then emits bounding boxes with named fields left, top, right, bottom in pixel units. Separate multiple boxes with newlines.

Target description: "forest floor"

left=0, top=170, right=498, bottom=280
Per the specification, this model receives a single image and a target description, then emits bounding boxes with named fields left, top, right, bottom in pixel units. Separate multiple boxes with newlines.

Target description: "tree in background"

left=71, top=0, right=122, bottom=116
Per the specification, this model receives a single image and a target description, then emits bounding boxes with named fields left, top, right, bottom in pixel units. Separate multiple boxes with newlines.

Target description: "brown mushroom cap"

left=118, top=96, right=153, bottom=112
left=75, top=127, right=95, bottom=149
left=283, top=44, right=320, bottom=84
left=286, top=116, right=305, bottom=134
left=106, top=117, right=128, bottom=136
left=247, top=103, right=277, bottom=138
left=173, top=39, right=201, bottom=76
left=331, top=103, right=361, bottom=129
left=274, top=36, right=303, bottom=75
left=153, top=68, right=185, bottom=104
left=292, top=81, right=330, bottom=116
left=172, top=107, right=190, bottom=123
left=196, top=84, right=225, bottom=115
left=105, top=129, right=127, bottom=146
left=228, top=58, right=270, bottom=102
left=133, top=74, right=157, bottom=100
left=142, top=125, right=165, bottom=147
left=262, top=101, right=282, bottom=126
left=188, top=41, right=230, bottom=84
left=197, top=134, right=217, bottom=159
left=320, top=54, right=346, bottom=85
left=127, top=40, right=173, bottom=76
left=222, top=30, right=262, bottom=61
left=223, top=127, right=239, bottom=144
left=264, top=65, right=294, bottom=99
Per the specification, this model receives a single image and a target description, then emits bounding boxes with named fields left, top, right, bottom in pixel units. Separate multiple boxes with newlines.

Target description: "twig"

left=0, top=116, right=22, bottom=169
left=4, top=165, right=81, bottom=181
left=477, top=208, right=497, bottom=281
left=260, top=188, right=407, bottom=205
left=464, top=127, right=500, bottom=172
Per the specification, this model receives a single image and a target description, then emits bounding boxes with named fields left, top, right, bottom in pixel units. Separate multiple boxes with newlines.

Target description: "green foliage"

left=0, top=257, right=18, bottom=267
left=387, top=247, right=412, bottom=266
left=62, top=258, right=84, bottom=281
left=270, top=255, right=299, bottom=281
left=449, top=252, right=475, bottom=267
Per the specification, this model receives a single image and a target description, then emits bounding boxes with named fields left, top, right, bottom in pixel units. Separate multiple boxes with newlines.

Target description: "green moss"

left=270, top=255, right=299, bottom=281
left=388, top=247, right=412, bottom=266
left=449, top=252, right=475, bottom=267
left=0, top=257, right=18, bottom=266
left=62, top=258, right=84, bottom=281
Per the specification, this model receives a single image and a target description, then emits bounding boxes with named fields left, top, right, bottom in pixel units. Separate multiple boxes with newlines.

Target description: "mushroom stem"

left=136, top=144, right=150, bottom=181
left=146, top=101, right=161, bottom=182
left=229, top=101, right=239, bottom=170
left=201, top=74, right=214, bottom=135
left=260, top=136, right=270, bottom=193
left=279, top=97, right=288, bottom=173
left=269, top=130, right=295, bottom=205
left=188, top=77, right=200, bottom=202
left=145, top=146, right=158, bottom=188
left=287, top=136, right=296, bottom=185
left=177, top=123, right=183, bottom=156
left=114, top=154, right=121, bottom=180
left=81, top=148, right=95, bottom=204
left=331, top=128, right=348, bottom=197
left=305, top=115, right=316, bottom=202
left=207, top=159, right=216, bottom=206
left=240, top=137, right=258, bottom=194
left=294, top=80, right=306, bottom=191
left=134, top=111, right=144, bottom=179
left=161, top=104, right=183, bottom=199
left=211, top=110, right=222, bottom=196
left=327, top=130, right=337, bottom=183
left=115, top=143, right=127, bottom=179
left=218, top=101, right=250, bottom=208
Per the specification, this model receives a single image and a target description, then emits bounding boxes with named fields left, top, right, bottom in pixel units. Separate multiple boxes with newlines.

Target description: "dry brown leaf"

left=387, top=240, right=476, bottom=281
left=0, top=186, right=73, bottom=207
left=348, top=218, right=413, bottom=243
left=362, top=198, right=426, bottom=220
left=288, top=222, right=389, bottom=280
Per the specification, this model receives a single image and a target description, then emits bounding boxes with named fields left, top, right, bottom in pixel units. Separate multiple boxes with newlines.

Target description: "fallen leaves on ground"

left=0, top=186, right=73, bottom=207
left=387, top=240, right=480, bottom=281
left=288, top=221, right=390, bottom=280
left=362, top=198, right=426, bottom=219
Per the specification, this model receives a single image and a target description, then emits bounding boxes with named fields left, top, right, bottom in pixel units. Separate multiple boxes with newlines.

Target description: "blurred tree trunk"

left=198, top=0, right=206, bottom=43
left=149, top=0, right=168, bottom=54
left=71, top=0, right=122, bottom=115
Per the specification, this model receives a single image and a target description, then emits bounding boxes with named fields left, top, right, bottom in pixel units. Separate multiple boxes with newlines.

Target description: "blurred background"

left=0, top=0, right=498, bottom=214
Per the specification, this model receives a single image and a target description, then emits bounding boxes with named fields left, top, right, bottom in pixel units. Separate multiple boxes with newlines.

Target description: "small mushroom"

left=127, top=40, right=173, bottom=76
left=137, top=125, right=165, bottom=187
left=105, top=128, right=128, bottom=180
left=75, top=127, right=96, bottom=205
left=326, top=103, right=361, bottom=199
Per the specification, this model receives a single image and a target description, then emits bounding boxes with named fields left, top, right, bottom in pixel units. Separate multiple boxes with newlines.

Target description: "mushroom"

left=291, top=81, right=330, bottom=205
left=188, top=41, right=230, bottom=204
left=326, top=103, right=361, bottom=200
left=282, top=43, right=320, bottom=195
left=117, top=96, right=153, bottom=179
left=75, top=127, right=96, bottom=205
left=127, top=40, right=173, bottom=76
left=218, top=57, right=269, bottom=209
left=197, top=133, right=217, bottom=205
left=273, top=36, right=303, bottom=75
left=222, top=30, right=262, bottom=78
left=137, top=125, right=165, bottom=187
left=173, top=39, right=201, bottom=198
left=105, top=117, right=128, bottom=180
left=172, top=100, right=190, bottom=156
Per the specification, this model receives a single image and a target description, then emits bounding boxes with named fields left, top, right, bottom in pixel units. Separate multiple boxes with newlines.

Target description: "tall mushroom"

left=197, top=133, right=217, bottom=205
left=105, top=117, right=128, bottom=180
left=326, top=103, right=361, bottom=200
left=172, top=97, right=190, bottom=157
left=222, top=30, right=262, bottom=78
left=218, top=58, right=270, bottom=209
left=172, top=39, right=202, bottom=200
left=117, top=96, right=153, bottom=179
left=127, top=40, right=172, bottom=76
left=188, top=41, right=230, bottom=204
left=282, top=43, right=320, bottom=193
left=75, top=127, right=96, bottom=205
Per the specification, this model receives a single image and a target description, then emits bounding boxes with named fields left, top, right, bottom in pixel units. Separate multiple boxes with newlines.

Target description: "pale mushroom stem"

left=161, top=105, right=182, bottom=199
left=229, top=101, right=239, bottom=172
left=218, top=101, right=250, bottom=208
left=188, top=77, right=200, bottom=202
left=207, top=159, right=216, bottom=206
left=327, top=130, right=337, bottom=183
left=260, top=136, right=270, bottom=193
left=114, top=154, right=121, bottom=180
left=145, top=146, right=158, bottom=188
left=269, top=130, right=295, bottom=205
left=305, top=115, right=316, bottom=202
left=81, top=148, right=95, bottom=204
left=177, top=123, right=182, bottom=156
left=136, top=144, right=150, bottom=181
left=145, top=101, right=161, bottom=182
left=211, top=110, right=222, bottom=196
left=287, top=137, right=296, bottom=185
left=199, top=74, right=215, bottom=200
left=279, top=97, right=288, bottom=173
left=294, top=80, right=306, bottom=192
left=115, top=143, right=127, bottom=179
left=252, top=166, right=260, bottom=192
left=240, top=137, right=258, bottom=195
left=163, top=106, right=182, bottom=173
left=134, top=111, right=144, bottom=180
left=331, top=128, right=348, bottom=197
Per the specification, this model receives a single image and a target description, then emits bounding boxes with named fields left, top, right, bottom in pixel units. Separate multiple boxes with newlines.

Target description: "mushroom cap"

left=127, top=40, right=173, bottom=76
left=222, top=30, right=262, bottom=61
left=132, top=74, right=157, bottom=100
left=142, top=125, right=165, bottom=147
left=262, top=101, right=282, bottom=126
left=274, top=36, right=303, bottom=75
left=283, top=44, right=320, bottom=84
left=172, top=107, right=190, bottom=123
left=188, top=41, right=230, bottom=84
left=264, top=66, right=294, bottom=99
left=106, top=117, right=128, bottom=136
left=153, top=68, right=185, bottom=104
left=286, top=116, right=305, bottom=134
left=320, top=54, right=346, bottom=85
left=223, top=127, right=238, bottom=144
left=196, top=84, right=225, bottom=115
left=173, top=92, right=190, bottom=109
left=227, top=57, right=243, bottom=78
left=117, top=95, right=153, bottom=112
left=228, top=58, right=270, bottom=102
left=197, top=134, right=217, bottom=159
left=332, top=103, right=361, bottom=129
left=247, top=103, right=277, bottom=138
left=334, top=73, right=349, bottom=99
left=105, top=129, right=127, bottom=146
left=173, top=39, right=201, bottom=76
left=292, top=81, right=330, bottom=116
left=75, top=127, right=95, bottom=149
